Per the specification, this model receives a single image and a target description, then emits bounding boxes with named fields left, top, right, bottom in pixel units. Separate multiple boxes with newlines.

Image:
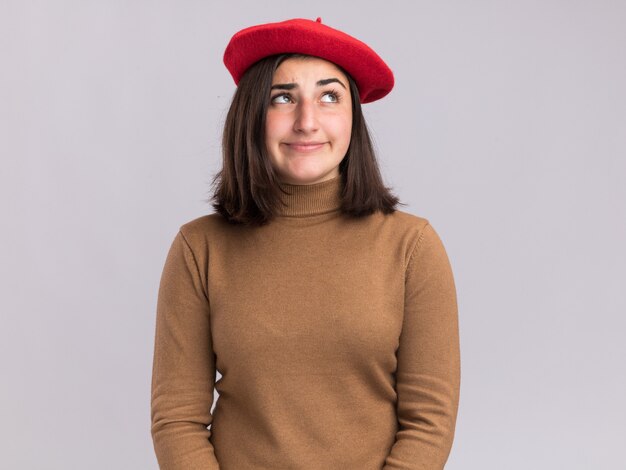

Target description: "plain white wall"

left=1, top=1, right=625, bottom=468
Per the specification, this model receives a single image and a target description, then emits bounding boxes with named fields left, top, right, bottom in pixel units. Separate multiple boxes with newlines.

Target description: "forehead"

left=272, top=56, right=348, bottom=82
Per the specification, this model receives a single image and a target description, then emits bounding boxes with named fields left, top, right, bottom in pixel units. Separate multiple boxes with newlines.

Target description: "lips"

left=285, top=142, right=326, bottom=152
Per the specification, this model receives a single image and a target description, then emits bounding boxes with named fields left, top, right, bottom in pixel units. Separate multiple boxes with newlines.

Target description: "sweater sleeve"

left=383, top=222, right=461, bottom=470
left=150, top=230, right=221, bottom=469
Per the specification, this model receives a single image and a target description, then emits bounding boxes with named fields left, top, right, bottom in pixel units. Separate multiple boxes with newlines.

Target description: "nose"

left=293, top=98, right=319, bottom=133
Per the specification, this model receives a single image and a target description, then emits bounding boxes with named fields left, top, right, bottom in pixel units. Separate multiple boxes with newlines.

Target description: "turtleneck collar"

left=276, top=174, right=343, bottom=217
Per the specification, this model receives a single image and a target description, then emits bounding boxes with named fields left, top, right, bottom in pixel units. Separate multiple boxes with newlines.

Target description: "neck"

left=276, top=174, right=343, bottom=217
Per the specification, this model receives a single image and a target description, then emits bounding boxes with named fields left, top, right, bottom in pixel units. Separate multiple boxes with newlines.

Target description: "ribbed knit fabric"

left=150, top=174, right=460, bottom=470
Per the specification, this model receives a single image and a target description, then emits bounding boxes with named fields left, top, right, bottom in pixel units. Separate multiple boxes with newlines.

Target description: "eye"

left=271, top=93, right=293, bottom=104
left=321, top=89, right=341, bottom=103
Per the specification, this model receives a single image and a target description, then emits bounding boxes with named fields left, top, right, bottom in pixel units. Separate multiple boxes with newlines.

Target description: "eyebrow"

left=270, top=78, right=347, bottom=91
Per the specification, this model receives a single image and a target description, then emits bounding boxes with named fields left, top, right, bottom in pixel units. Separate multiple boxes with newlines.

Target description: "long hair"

left=208, top=53, right=403, bottom=226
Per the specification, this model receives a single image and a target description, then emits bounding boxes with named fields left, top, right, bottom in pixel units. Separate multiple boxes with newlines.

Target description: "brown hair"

left=208, top=53, right=404, bottom=226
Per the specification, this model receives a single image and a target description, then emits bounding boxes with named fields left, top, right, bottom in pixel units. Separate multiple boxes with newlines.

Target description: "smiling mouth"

left=285, top=142, right=326, bottom=152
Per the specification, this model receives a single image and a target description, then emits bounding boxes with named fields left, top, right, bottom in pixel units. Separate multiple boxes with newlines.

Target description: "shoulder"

left=373, top=208, right=453, bottom=268
left=179, top=213, right=221, bottom=234
left=344, top=208, right=432, bottom=269
left=390, top=210, right=454, bottom=274
left=175, top=213, right=232, bottom=250
left=384, top=208, right=430, bottom=232
left=370, top=207, right=432, bottom=246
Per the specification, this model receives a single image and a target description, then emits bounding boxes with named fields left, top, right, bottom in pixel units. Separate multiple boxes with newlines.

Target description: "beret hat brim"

left=223, top=17, right=394, bottom=104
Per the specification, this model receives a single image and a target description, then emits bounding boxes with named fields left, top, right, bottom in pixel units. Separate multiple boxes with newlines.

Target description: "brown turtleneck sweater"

left=150, top=174, right=460, bottom=469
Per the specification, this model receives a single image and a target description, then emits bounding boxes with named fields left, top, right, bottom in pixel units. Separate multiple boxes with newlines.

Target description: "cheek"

left=266, top=115, right=293, bottom=146
left=331, top=114, right=352, bottom=146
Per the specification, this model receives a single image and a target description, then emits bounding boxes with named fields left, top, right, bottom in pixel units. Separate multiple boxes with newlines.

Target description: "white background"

left=1, top=1, right=625, bottom=468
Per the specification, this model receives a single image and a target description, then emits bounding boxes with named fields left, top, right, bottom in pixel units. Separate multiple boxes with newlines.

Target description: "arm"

left=383, top=223, right=461, bottom=470
left=150, top=230, right=221, bottom=469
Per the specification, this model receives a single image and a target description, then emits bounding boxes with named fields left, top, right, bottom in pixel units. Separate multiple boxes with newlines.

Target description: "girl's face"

left=265, top=57, right=352, bottom=185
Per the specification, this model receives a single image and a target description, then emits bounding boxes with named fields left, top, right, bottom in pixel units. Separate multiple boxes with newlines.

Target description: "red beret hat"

left=223, top=17, right=394, bottom=104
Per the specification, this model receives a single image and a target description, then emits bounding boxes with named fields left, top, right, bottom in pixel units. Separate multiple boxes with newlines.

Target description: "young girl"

left=151, top=17, right=460, bottom=470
